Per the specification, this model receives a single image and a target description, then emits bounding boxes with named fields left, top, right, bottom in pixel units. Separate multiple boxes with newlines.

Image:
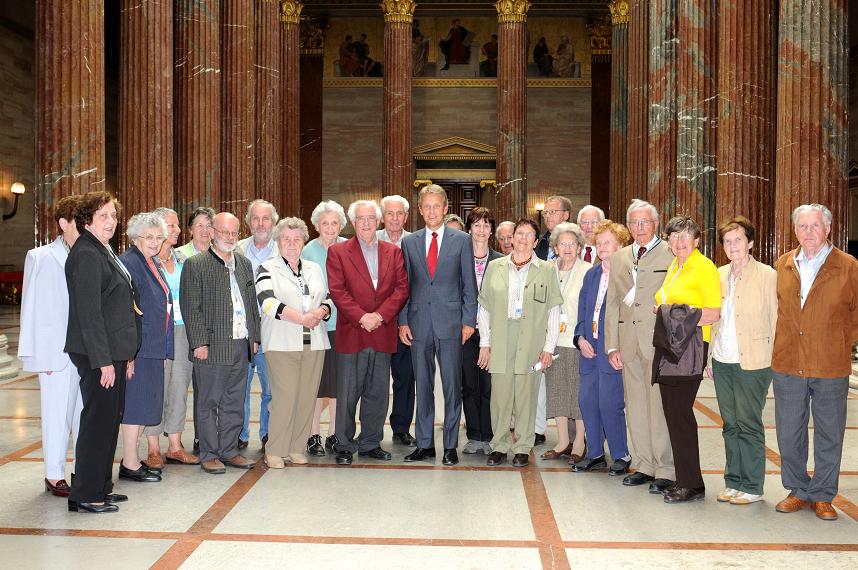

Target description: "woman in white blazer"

left=18, top=195, right=84, bottom=497
left=255, top=218, right=332, bottom=468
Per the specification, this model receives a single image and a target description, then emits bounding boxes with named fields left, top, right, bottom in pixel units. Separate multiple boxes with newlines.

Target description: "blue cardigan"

left=575, top=263, right=621, bottom=375
left=120, top=245, right=174, bottom=360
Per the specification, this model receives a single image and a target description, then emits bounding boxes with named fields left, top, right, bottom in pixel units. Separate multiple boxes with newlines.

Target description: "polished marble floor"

left=1, top=306, right=857, bottom=569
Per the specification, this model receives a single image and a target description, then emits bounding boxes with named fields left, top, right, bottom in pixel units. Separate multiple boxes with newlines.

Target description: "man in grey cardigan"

left=181, top=212, right=261, bottom=474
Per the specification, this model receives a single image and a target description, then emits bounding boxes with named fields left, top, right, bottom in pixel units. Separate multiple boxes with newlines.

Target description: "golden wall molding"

left=587, top=16, right=612, bottom=53
left=608, top=0, right=630, bottom=25
left=299, top=16, right=325, bottom=53
left=495, top=0, right=531, bottom=24
left=380, top=0, right=417, bottom=24
left=279, top=1, right=302, bottom=25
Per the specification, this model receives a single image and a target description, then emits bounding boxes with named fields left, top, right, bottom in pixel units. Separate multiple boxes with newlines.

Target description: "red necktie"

left=427, top=231, right=438, bottom=278
left=637, top=245, right=647, bottom=261
left=583, top=246, right=592, bottom=263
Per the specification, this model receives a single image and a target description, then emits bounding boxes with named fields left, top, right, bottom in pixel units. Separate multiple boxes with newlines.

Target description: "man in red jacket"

left=327, top=199, right=410, bottom=465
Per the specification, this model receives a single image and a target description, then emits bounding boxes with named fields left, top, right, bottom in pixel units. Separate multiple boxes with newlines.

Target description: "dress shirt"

left=213, top=249, right=248, bottom=339
left=358, top=236, right=379, bottom=284
left=377, top=228, right=410, bottom=248
left=244, top=239, right=275, bottom=273
left=424, top=224, right=445, bottom=255
left=711, top=272, right=740, bottom=363
left=794, top=242, right=833, bottom=309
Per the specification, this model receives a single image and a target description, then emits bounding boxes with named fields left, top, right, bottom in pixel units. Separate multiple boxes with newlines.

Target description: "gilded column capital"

left=279, top=1, right=303, bottom=25
left=608, top=0, right=630, bottom=26
left=300, top=16, right=325, bottom=54
left=494, top=0, right=531, bottom=24
left=587, top=16, right=613, bottom=56
left=380, top=0, right=416, bottom=24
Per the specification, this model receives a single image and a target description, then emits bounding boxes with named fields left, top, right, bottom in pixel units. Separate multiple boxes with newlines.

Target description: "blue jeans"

left=240, top=348, right=271, bottom=441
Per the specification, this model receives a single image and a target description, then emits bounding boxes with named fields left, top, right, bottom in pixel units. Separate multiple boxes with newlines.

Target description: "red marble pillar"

left=494, top=0, right=530, bottom=223
left=35, top=0, right=106, bottom=244
left=625, top=0, right=648, bottom=213
left=608, top=1, right=629, bottom=221
left=174, top=0, right=221, bottom=227
left=589, top=17, right=612, bottom=216
left=717, top=0, right=775, bottom=263
left=381, top=1, right=415, bottom=199
left=119, top=0, right=172, bottom=226
left=255, top=0, right=281, bottom=208
left=280, top=1, right=302, bottom=216
left=300, top=17, right=325, bottom=236
left=221, top=1, right=256, bottom=218
left=775, top=0, right=848, bottom=254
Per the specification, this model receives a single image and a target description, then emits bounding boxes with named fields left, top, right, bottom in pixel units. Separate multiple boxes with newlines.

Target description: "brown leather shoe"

left=221, top=455, right=256, bottom=469
left=166, top=449, right=201, bottom=465
left=145, top=452, right=165, bottom=469
left=45, top=478, right=71, bottom=497
left=814, top=502, right=837, bottom=521
left=775, top=495, right=811, bottom=513
left=541, top=444, right=573, bottom=460
left=201, top=458, right=226, bottom=474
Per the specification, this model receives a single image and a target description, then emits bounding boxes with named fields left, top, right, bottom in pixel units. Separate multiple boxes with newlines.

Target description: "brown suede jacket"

left=772, top=245, right=858, bottom=378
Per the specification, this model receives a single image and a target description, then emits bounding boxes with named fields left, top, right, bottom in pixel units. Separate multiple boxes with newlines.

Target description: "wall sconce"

left=2, top=182, right=25, bottom=221
left=535, top=202, right=545, bottom=228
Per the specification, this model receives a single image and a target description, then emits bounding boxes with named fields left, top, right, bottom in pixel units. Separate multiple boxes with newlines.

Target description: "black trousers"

left=388, top=338, right=415, bottom=433
left=659, top=378, right=704, bottom=488
left=461, top=332, right=493, bottom=442
left=69, top=353, right=126, bottom=503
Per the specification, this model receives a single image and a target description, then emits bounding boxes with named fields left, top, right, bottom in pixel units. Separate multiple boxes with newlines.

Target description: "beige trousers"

left=265, top=348, right=325, bottom=457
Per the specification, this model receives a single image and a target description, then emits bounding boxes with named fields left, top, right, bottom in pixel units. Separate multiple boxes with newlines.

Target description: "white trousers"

left=39, top=364, right=82, bottom=480
left=534, top=373, right=547, bottom=434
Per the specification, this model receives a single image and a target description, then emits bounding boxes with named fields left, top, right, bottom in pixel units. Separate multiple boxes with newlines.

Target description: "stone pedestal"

left=300, top=17, right=325, bottom=235
left=280, top=1, right=302, bottom=216
left=0, top=334, right=18, bottom=380
left=608, top=1, right=629, bottom=221
left=36, top=0, right=106, bottom=245
left=256, top=0, right=281, bottom=207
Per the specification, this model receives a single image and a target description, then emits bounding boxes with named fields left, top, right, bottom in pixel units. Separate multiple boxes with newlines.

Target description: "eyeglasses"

left=139, top=234, right=165, bottom=242
left=578, top=220, right=599, bottom=227
left=214, top=228, right=240, bottom=239
left=556, top=241, right=578, bottom=249
left=544, top=209, right=568, bottom=216
left=668, top=233, right=695, bottom=242
left=628, top=220, right=654, bottom=228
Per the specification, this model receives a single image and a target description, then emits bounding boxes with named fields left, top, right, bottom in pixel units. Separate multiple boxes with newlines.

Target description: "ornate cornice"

left=494, top=0, right=531, bottom=24
left=587, top=16, right=612, bottom=54
left=279, top=1, right=303, bottom=25
left=608, top=0, right=629, bottom=25
left=380, top=0, right=417, bottom=24
left=300, top=16, right=325, bottom=53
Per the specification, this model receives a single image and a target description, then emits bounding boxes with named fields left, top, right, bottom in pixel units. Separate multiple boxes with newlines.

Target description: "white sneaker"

left=717, top=488, right=739, bottom=502
left=730, top=492, right=763, bottom=504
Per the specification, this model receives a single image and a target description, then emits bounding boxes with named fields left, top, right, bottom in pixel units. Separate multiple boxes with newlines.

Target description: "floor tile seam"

left=0, top=526, right=185, bottom=540
left=0, top=440, right=42, bottom=464
left=560, top=540, right=858, bottom=551
left=520, top=469, right=572, bottom=570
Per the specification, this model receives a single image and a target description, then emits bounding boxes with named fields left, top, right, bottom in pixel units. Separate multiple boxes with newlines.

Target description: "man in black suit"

left=181, top=212, right=261, bottom=475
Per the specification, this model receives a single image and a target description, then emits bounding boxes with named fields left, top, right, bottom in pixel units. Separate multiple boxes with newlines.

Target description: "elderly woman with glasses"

left=653, top=216, right=721, bottom=503
left=118, top=212, right=173, bottom=484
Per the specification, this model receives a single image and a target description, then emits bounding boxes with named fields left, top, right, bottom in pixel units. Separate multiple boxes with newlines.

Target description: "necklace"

left=512, top=253, right=532, bottom=268
left=158, top=252, right=173, bottom=262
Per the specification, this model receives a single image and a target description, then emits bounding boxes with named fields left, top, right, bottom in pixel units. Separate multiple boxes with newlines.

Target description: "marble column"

left=625, top=0, right=648, bottom=213
left=775, top=0, right=848, bottom=254
left=608, top=1, right=629, bottom=221
left=35, top=0, right=106, bottom=245
left=280, top=1, right=302, bottom=216
left=717, top=0, right=775, bottom=263
left=174, top=1, right=220, bottom=226
left=494, top=0, right=530, bottom=223
left=300, top=17, right=325, bottom=236
left=380, top=1, right=416, bottom=199
left=588, top=17, right=612, bottom=216
left=119, top=0, right=172, bottom=227
left=255, top=0, right=281, bottom=207
left=221, top=1, right=256, bottom=218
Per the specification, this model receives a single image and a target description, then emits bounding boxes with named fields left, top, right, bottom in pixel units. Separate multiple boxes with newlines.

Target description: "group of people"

left=18, top=185, right=856, bottom=522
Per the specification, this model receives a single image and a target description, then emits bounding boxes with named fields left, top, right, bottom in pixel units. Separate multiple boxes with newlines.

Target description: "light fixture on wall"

left=535, top=202, right=545, bottom=229
left=2, top=182, right=25, bottom=221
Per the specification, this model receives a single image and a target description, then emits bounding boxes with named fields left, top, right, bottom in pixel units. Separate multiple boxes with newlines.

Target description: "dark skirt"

left=123, top=356, right=165, bottom=425
left=316, top=330, right=338, bottom=398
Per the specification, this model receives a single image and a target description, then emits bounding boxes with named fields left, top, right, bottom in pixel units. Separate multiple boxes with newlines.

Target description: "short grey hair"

left=791, top=203, right=832, bottom=227
left=626, top=199, right=659, bottom=224
left=127, top=211, right=168, bottom=240
left=381, top=194, right=410, bottom=213
left=272, top=217, right=309, bottom=243
left=495, top=220, right=515, bottom=238
left=310, top=200, right=347, bottom=230
left=153, top=207, right=178, bottom=220
left=347, top=200, right=383, bottom=223
left=417, top=184, right=448, bottom=206
left=245, top=199, right=279, bottom=227
left=577, top=205, right=605, bottom=224
left=549, top=222, right=585, bottom=249
left=444, top=214, right=465, bottom=230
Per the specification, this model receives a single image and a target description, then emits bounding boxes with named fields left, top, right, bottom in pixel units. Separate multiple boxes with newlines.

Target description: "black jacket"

left=64, top=230, right=141, bottom=368
left=651, top=304, right=704, bottom=384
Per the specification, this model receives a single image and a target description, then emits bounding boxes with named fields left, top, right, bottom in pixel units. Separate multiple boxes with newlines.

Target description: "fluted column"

left=300, top=17, right=325, bottom=236
left=717, top=0, right=775, bottom=263
left=174, top=1, right=220, bottom=226
left=35, top=0, right=106, bottom=244
left=588, top=17, right=612, bottom=216
left=625, top=0, right=648, bottom=211
left=381, top=1, right=416, bottom=198
left=221, top=1, right=256, bottom=218
left=494, top=0, right=530, bottom=223
left=280, top=1, right=302, bottom=216
left=775, top=0, right=848, bottom=254
left=256, top=0, right=281, bottom=207
left=119, top=0, right=172, bottom=227
left=608, top=1, right=629, bottom=221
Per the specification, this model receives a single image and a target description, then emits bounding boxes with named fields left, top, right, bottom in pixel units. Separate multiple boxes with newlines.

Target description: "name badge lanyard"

left=288, top=261, right=312, bottom=333
left=592, top=269, right=610, bottom=338
left=631, top=238, right=660, bottom=286
left=513, top=265, right=528, bottom=318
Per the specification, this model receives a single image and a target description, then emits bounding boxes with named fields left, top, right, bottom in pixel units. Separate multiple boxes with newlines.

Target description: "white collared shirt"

left=424, top=224, right=445, bottom=256
left=794, top=242, right=833, bottom=309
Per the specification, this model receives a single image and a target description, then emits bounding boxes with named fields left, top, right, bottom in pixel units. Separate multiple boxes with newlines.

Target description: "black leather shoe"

left=307, top=434, right=326, bottom=457
left=404, top=447, right=436, bottom=462
left=571, top=455, right=607, bottom=473
left=193, top=439, right=200, bottom=453
left=392, top=432, right=417, bottom=447
left=609, top=458, right=631, bottom=476
left=104, top=493, right=128, bottom=503
left=140, top=461, right=162, bottom=475
left=325, top=435, right=339, bottom=451
left=534, top=433, right=546, bottom=445
left=664, top=486, right=705, bottom=503
left=261, top=434, right=268, bottom=451
left=623, top=472, right=655, bottom=486
left=237, top=438, right=249, bottom=450
left=68, top=500, right=118, bottom=513
left=358, top=447, right=392, bottom=461
left=649, top=478, right=675, bottom=494
left=487, top=451, right=507, bottom=466
left=442, top=449, right=459, bottom=466
left=335, top=451, right=353, bottom=465
left=119, top=463, right=161, bottom=482
left=512, top=453, right=529, bottom=467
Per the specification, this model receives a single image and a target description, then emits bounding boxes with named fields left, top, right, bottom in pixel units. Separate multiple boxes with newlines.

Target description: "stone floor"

left=1, top=306, right=857, bottom=569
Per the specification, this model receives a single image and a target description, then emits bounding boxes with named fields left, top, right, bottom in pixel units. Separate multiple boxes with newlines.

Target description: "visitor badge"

left=302, top=294, right=312, bottom=313
left=559, top=312, right=568, bottom=333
